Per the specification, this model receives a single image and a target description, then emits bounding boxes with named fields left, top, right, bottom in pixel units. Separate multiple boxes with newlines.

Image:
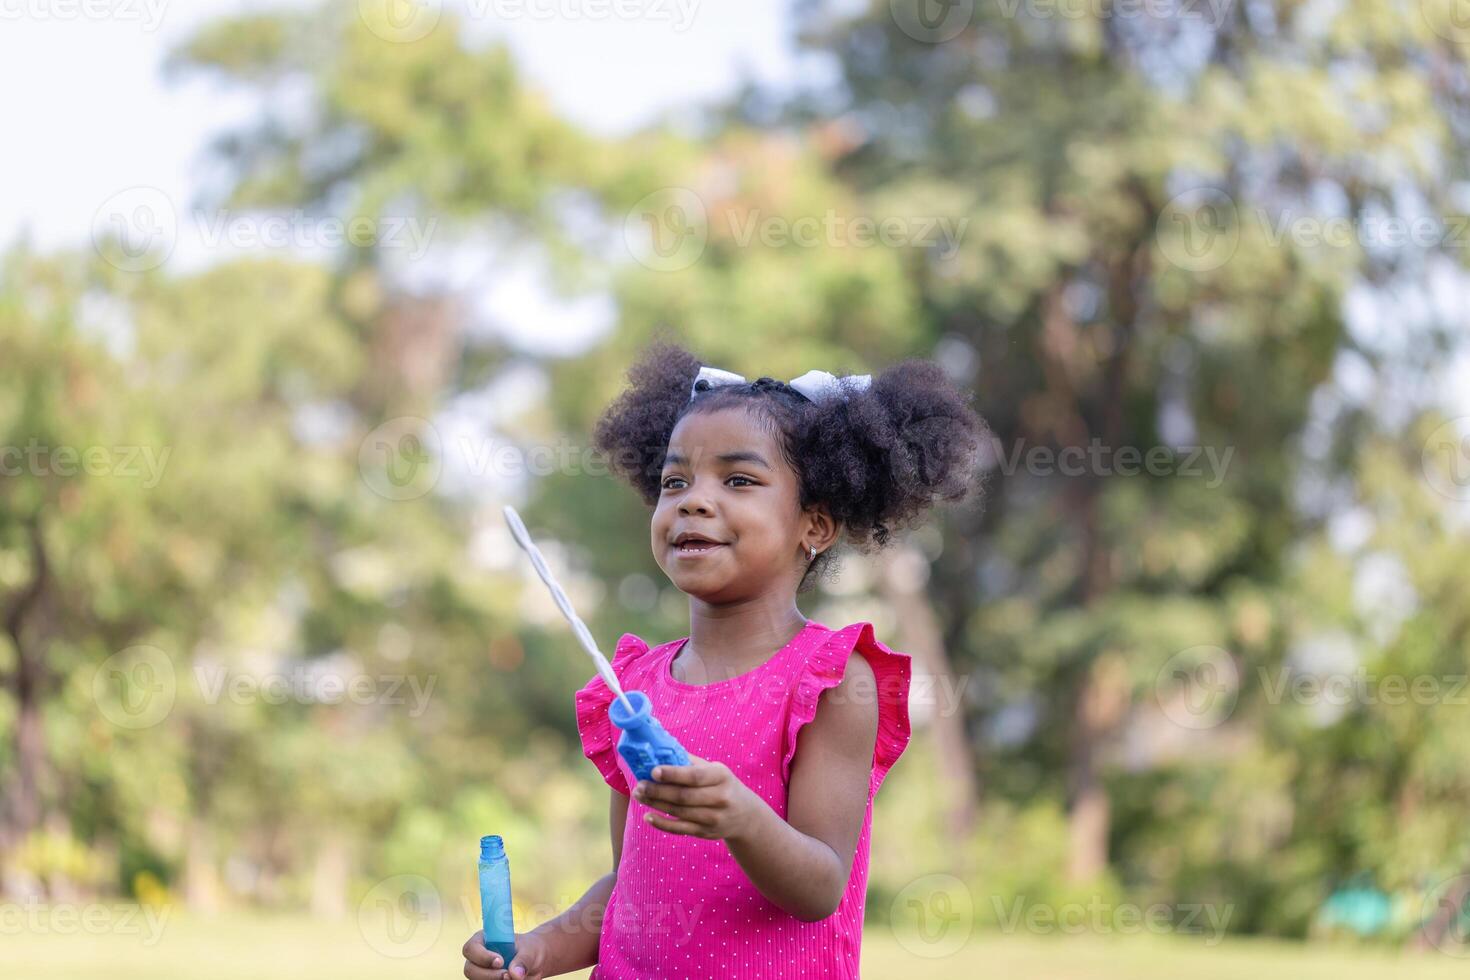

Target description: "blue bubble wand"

left=502, top=505, right=690, bottom=782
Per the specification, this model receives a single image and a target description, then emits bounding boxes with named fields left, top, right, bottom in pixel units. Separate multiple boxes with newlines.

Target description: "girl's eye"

left=660, top=475, right=757, bottom=490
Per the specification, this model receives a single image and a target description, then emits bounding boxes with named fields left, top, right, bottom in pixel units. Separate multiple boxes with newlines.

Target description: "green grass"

left=6, top=909, right=1466, bottom=979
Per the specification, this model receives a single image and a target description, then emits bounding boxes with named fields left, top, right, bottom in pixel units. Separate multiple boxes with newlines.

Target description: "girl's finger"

left=463, top=938, right=502, bottom=968
left=635, top=782, right=719, bottom=807
left=650, top=764, right=701, bottom=785
left=652, top=761, right=722, bottom=786
left=644, top=811, right=709, bottom=836
left=642, top=800, right=716, bottom=825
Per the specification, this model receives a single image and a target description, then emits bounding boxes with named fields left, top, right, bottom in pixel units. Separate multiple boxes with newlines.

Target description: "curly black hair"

left=592, top=339, right=991, bottom=593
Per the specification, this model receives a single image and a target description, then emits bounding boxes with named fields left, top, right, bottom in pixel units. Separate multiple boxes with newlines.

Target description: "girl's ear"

left=803, top=504, right=841, bottom=553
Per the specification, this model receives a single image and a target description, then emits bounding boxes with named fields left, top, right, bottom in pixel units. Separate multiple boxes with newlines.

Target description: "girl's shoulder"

left=574, top=631, right=664, bottom=704
left=783, top=620, right=913, bottom=789
left=572, top=631, right=668, bottom=795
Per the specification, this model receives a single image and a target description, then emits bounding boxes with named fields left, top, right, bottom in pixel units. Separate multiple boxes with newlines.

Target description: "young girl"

left=462, top=341, right=987, bottom=979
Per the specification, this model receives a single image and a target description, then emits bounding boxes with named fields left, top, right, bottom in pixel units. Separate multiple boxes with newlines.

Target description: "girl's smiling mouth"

left=675, top=541, right=726, bottom=557
left=672, top=531, right=728, bottom=557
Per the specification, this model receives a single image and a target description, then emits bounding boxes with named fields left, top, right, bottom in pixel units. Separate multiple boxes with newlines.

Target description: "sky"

left=4, top=0, right=1467, bottom=406
left=0, top=0, right=801, bottom=274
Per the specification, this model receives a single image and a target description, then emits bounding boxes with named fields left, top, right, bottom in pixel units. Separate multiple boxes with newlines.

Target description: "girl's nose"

left=679, top=491, right=714, bottom=515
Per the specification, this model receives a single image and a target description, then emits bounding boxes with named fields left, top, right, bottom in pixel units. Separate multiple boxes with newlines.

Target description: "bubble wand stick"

left=502, top=505, right=690, bottom=782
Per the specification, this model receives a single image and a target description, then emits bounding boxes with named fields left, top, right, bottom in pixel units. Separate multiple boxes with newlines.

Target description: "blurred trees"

left=1, top=0, right=1468, bottom=947
left=771, top=0, right=1470, bottom=895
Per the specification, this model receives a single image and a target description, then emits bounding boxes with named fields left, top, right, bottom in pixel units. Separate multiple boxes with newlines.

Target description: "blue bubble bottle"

left=478, top=835, right=517, bottom=966
left=609, top=690, right=689, bottom=783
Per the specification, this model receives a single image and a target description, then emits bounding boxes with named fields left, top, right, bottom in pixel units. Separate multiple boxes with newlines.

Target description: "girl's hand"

left=462, top=929, right=550, bottom=980
left=634, top=753, right=761, bottom=841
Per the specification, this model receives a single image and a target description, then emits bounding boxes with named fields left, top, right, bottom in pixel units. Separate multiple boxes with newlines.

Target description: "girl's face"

left=652, top=406, right=829, bottom=602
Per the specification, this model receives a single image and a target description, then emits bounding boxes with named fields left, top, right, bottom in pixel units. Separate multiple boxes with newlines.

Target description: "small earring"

left=807, top=544, right=817, bottom=561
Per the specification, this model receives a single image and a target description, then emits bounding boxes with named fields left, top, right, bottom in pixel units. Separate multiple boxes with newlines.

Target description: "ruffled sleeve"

left=781, top=622, right=912, bottom=791
left=574, top=633, right=652, bottom=796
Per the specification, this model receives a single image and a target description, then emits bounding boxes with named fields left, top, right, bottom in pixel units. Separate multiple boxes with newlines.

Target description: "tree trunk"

left=1066, top=653, right=1128, bottom=882
left=11, top=663, right=44, bottom=837
left=311, top=834, right=353, bottom=920
left=1038, top=220, right=1149, bottom=883
left=3, top=519, right=51, bottom=858
left=878, top=543, right=979, bottom=851
left=184, top=820, right=222, bottom=913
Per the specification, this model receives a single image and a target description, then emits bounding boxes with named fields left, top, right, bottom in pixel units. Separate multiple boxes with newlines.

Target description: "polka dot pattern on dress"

left=573, top=620, right=913, bottom=979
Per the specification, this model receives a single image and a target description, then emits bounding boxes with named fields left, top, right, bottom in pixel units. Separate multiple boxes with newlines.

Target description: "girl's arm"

left=637, top=653, right=879, bottom=921
left=523, top=789, right=629, bottom=975
left=727, top=651, right=877, bottom=919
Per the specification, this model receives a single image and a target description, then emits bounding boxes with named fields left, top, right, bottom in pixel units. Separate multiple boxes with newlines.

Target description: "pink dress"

left=574, top=619, right=911, bottom=979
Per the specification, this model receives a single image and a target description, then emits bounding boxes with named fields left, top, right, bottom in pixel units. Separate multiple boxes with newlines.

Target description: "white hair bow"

left=690, top=365, right=872, bottom=404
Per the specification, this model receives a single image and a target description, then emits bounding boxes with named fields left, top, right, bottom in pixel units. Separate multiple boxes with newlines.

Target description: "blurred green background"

left=4, top=0, right=1470, bottom=976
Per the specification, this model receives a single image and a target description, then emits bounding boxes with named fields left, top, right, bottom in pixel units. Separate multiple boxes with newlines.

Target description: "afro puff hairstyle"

left=592, top=340, right=992, bottom=593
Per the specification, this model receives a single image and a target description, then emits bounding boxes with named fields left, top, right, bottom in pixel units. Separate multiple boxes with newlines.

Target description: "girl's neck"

left=681, top=601, right=809, bottom=675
